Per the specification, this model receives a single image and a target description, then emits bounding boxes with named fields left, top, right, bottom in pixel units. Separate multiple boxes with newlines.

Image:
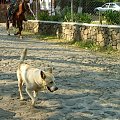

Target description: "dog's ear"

left=40, top=71, right=46, bottom=79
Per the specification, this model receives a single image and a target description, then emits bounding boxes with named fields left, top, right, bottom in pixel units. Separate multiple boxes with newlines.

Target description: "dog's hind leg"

left=17, top=70, right=24, bottom=100
left=26, top=88, right=36, bottom=106
left=18, top=80, right=24, bottom=100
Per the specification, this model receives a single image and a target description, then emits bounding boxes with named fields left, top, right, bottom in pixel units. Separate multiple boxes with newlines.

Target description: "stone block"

left=97, top=34, right=103, bottom=42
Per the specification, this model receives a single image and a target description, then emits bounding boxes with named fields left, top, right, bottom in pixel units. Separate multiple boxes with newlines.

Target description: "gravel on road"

left=0, top=23, right=120, bottom=120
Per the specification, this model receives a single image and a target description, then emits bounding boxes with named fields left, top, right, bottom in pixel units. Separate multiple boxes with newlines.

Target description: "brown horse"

left=6, top=0, right=30, bottom=38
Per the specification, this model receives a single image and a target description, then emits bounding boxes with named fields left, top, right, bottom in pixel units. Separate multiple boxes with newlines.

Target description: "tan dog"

left=17, top=48, right=58, bottom=106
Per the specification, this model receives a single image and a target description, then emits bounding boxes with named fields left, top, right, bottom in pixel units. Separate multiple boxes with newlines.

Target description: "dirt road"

left=0, top=23, right=120, bottom=120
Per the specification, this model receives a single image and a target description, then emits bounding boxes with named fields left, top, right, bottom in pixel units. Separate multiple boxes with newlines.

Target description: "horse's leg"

left=6, top=20, right=10, bottom=35
left=12, top=14, right=16, bottom=28
left=18, top=20, right=23, bottom=39
left=6, top=12, right=10, bottom=35
left=14, top=20, right=20, bottom=35
left=15, top=20, right=23, bottom=39
left=12, top=17, right=18, bottom=35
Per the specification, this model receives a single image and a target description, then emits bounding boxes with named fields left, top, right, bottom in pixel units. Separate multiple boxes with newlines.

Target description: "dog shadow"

left=19, top=96, right=52, bottom=112
left=26, top=105, right=53, bottom=114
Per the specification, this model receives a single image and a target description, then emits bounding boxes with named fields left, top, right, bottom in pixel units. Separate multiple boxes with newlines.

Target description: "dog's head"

left=40, top=68, right=58, bottom=92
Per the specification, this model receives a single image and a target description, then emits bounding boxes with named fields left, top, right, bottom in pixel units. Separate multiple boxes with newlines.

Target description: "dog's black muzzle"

left=47, top=86, right=58, bottom=92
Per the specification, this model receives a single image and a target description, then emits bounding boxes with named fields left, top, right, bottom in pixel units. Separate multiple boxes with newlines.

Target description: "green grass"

left=74, top=40, right=97, bottom=50
left=35, top=34, right=58, bottom=40
left=73, top=40, right=118, bottom=54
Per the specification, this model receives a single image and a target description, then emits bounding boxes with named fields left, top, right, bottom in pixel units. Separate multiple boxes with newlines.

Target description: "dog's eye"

left=50, top=81, right=53, bottom=84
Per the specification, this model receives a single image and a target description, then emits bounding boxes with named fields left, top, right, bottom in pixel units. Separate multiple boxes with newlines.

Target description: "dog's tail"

left=20, top=48, right=27, bottom=64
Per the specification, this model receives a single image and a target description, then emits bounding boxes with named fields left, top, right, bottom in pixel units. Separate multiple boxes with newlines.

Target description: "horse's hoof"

left=19, top=36, right=23, bottom=39
left=24, top=19, right=27, bottom=22
left=14, top=32, right=20, bottom=36
left=7, top=31, right=10, bottom=36
left=14, top=33, right=18, bottom=35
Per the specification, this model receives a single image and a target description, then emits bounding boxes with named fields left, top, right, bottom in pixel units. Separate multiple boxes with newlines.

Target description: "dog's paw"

left=20, top=97, right=25, bottom=101
left=31, top=101, right=36, bottom=106
left=20, top=101, right=27, bottom=106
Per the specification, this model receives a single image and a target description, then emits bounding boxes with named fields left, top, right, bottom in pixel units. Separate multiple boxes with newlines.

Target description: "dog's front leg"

left=26, top=88, right=36, bottom=106
left=33, top=90, right=38, bottom=98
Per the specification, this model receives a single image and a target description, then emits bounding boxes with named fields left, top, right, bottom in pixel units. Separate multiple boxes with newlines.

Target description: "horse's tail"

left=20, top=48, right=27, bottom=64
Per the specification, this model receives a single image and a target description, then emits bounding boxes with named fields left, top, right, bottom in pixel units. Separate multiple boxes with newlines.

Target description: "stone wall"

left=24, top=20, right=120, bottom=49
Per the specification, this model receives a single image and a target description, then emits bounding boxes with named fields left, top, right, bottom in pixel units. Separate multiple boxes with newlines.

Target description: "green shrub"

left=26, top=14, right=35, bottom=20
left=63, top=12, right=92, bottom=23
left=74, top=13, right=92, bottom=23
left=104, top=10, right=120, bottom=25
left=38, top=11, right=50, bottom=21
left=61, top=6, right=71, bottom=17
left=37, top=11, right=62, bottom=21
left=63, top=12, right=72, bottom=22
left=50, top=14, right=63, bottom=21
left=36, top=9, right=92, bottom=23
